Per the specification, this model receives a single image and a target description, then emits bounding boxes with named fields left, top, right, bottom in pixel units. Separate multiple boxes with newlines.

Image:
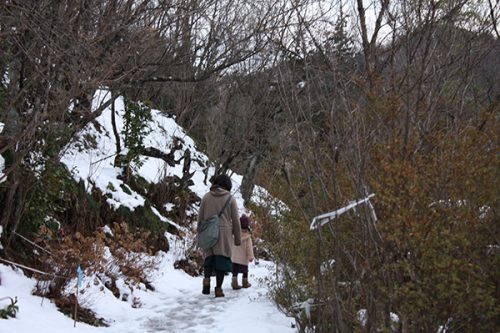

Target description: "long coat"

left=198, top=187, right=241, bottom=259
left=231, top=230, right=254, bottom=266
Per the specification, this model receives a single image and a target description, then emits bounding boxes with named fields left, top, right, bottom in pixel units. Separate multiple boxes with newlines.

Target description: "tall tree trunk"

left=176, top=0, right=196, bottom=126
left=240, top=154, right=260, bottom=205
left=111, top=94, right=122, bottom=167
left=6, top=171, right=26, bottom=246
left=0, top=176, right=18, bottom=232
left=1, top=168, right=27, bottom=248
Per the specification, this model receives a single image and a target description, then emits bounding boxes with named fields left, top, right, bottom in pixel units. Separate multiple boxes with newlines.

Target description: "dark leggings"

left=204, top=266, right=225, bottom=288
left=232, top=271, right=248, bottom=278
left=232, top=263, right=248, bottom=278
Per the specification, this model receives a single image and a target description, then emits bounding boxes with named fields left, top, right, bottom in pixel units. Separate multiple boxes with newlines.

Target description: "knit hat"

left=240, top=214, right=250, bottom=230
left=212, top=174, right=232, bottom=191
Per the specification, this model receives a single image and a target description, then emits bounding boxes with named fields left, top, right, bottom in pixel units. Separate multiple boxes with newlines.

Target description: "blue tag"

left=77, top=266, right=82, bottom=289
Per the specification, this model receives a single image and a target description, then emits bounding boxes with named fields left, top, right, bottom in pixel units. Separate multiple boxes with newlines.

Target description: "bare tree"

left=256, top=0, right=499, bottom=332
left=0, top=0, right=163, bottom=245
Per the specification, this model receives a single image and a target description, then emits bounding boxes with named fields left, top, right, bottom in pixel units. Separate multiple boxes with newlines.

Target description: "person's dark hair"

left=240, top=214, right=250, bottom=230
left=212, top=174, right=232, bottom=191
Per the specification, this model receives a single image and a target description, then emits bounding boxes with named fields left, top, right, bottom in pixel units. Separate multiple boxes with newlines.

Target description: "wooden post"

left=74, top=283, right=78, bottom=327
left=73, top=283, right=78, bottom=327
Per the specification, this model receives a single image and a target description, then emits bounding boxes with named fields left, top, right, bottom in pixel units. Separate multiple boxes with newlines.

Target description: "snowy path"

left=120, top=260, right=295, bottom=333
left=143, top=286, right=281, bottom=333
left=0, top=257, right=296, bottom=333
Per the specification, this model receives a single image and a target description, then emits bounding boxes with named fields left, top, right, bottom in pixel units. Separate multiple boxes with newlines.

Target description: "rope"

left=0, top=258, right=69, bottom=279
left=14, top=232, right=53, bottom=256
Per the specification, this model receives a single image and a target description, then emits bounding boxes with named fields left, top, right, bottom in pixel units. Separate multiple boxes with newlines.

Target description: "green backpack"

left=197, top=195, right=232, bottom=249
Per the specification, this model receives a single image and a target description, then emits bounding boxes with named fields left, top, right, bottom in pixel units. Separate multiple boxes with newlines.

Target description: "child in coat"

left=231, top=214, right=254, bottom=289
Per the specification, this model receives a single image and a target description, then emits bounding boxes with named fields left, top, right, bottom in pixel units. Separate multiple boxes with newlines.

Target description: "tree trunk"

left=111, top=93, right=122, bottom=167
left=7, top=172, right=26, bottom=246
left=240, top=154, right=260, bottom=205
left=1, top=167, right=27, bottom=248
left=0, top=177, right=18, bottom=232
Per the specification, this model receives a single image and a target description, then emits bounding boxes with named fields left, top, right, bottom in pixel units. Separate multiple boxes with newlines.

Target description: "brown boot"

left=214, top=287, right=225, bottom=297
left=231, top=276, right=242, bottom=290
left=202, top=278, right=210, bottom=295
left=242, top=278, right=251, bottom=288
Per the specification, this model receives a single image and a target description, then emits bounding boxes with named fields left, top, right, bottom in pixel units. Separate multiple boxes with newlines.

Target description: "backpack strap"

left=217, top=194, right=233, bottom=217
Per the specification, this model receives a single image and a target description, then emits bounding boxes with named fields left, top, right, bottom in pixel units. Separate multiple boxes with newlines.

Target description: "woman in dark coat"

left=198, top=174, right=241, bottom=297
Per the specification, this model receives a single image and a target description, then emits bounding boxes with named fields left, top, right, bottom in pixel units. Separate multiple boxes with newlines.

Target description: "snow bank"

left=61, top=89, right=215, bottom=212
left=60, top=89, right=280, bottom=218
left=0, top=253, right=295, bottom=333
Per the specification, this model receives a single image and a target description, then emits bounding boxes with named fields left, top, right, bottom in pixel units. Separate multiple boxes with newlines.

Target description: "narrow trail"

left=0, top=258, right=295, bottom=333
left=144, top=288, right=240, bottom=332
left=110, top=261, right=295, bottom=333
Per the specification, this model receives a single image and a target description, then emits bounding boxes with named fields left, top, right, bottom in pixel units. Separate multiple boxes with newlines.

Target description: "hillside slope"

left=0, top=89, right=293, bottom=332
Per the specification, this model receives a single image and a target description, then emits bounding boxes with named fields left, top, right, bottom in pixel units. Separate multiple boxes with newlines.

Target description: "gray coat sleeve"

left=230, top=198, right=241, bottom=246
left=197, top=195, right=206, bottom=223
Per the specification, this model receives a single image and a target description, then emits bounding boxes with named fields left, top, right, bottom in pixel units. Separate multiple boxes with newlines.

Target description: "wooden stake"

left=74, top=284, right=78, bottom=327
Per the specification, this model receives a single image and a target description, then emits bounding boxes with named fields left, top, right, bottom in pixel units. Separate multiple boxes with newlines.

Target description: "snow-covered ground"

left=61, top=89, right=214, bottom=212
left=0, top=254, right=295, bottom=333
left=60, top=89, right=282, bottom=220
